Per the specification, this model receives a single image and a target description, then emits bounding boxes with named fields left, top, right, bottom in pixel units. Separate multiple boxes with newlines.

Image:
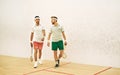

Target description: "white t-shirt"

left=32, top=25, right=45, bottom=42
left=49, top=25, right=64, bottom=42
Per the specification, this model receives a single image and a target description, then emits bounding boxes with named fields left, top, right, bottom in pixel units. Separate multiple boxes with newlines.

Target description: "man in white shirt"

left=30, top=16, right=46, bottom=68
left=47, top=16, right=67, bottom=68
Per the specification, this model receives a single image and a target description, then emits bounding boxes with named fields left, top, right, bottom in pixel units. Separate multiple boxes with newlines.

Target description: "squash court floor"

left=0, top=55, right=120, bottom=75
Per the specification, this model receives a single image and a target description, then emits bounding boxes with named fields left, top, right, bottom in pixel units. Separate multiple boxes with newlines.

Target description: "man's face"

left=51, top=18, right=57, bottom=24
left=35, top=19, right=40, bottom=24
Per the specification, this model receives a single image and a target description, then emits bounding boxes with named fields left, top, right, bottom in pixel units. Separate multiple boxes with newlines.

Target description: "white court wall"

left=0, top=0, right=120, bottom=68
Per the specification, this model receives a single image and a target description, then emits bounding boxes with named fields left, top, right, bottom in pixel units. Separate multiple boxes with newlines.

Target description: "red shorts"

left=33, top=42, right=43, bottom=50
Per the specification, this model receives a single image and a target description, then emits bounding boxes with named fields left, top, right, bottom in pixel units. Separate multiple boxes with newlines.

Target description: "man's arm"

left=30, top=32, right=34, bottom=47
left=62, top=32, right=67, bottom=46
left=43, top=30, right=46, bottom=37
left=41, top=30, right=46, bottom=41
left=47, top=33, right=51, bottom=47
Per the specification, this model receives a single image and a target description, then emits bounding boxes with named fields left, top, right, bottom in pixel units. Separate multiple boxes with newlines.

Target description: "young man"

left=30, top=16, right=46, bottom=68
left=47, top=16, right=67, bottom=67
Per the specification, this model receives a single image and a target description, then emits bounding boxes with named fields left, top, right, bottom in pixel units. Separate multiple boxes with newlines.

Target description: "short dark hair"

left=51, top=16, right=58, bottom=19
left=35, top=16, right=40, bottom=18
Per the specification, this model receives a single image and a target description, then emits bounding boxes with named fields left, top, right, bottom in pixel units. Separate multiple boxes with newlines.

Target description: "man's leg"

left=53, top=51, right=59, bottom=67
left=54, top=51, right=58, bottom=61
left=38, top=49, right=42, bottom=59
left=34, top=49, right=38, bottom=68
left=52, top=42, right=59, bottom=67
left=59, top=50, right=64, bottom=59
left=33, top=42, right=38, bottom=68
left=57, top=40, right=64, bottom=66
left=58, top=40, right=64, bottom=59
left=38, top=43, right=43, bottom=64
left=38, top=49, right=42, bottom=64
left=34, top=49, right=37, bottom=61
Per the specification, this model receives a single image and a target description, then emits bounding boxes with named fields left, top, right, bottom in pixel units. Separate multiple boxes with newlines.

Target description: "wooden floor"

left=0, top=55, right=120, bottom=75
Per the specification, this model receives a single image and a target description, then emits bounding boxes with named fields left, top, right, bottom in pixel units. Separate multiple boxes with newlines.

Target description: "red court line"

left=23, top=62, right=71, bottom=75
left=44, top=69, right=74, bottom=75
left=23, top=67, right=51, bottom=75
left=94, top=67, right=112, bottom=75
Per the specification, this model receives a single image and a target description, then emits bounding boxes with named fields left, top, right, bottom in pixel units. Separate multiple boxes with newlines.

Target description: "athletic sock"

left=34, top=61, right=38, bottom=68
left=55, top=60, right=60, bottom=67
left=38, top=59, right=42, bottom=64
left=55, top=60, right=58, bottom=64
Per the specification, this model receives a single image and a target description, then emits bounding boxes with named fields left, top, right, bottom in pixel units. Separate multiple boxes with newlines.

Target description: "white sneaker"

left=34, top=62, right=38, bottom=68
left=38, top=59, right=42, bottom=64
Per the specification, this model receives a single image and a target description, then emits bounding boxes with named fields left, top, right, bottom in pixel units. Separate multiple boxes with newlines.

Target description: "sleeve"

left=31, top=26, right=34, bottom=32
left=61, top=26, right=64, bottom=32
left=42, top=26, right=45, bottom=30
left=49, top=26, right=52, bottom=33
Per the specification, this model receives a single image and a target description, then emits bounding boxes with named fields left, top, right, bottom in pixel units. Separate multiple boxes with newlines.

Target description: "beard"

left=36, top=21, right=39, bottom=24
left=52, top=22, right=55, bottom=24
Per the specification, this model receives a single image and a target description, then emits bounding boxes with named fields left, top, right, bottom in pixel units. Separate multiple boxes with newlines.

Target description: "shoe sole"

left=34, top=67, right=37, bottom=68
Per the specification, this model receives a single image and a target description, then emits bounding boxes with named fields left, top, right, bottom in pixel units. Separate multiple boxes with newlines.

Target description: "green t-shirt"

left=50, top=25, right=64, bottom=42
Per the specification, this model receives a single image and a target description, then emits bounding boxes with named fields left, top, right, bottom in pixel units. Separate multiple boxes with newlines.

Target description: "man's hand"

left=30, top=42, right=33, bottom=47
left=47, top=41, right=50, bottom=47
left=47, top=33, right=51, bottom=47
left=30, top=32, right=34, bottom=47
left=64, top=41, right=67, bottom=46
left=41, top=38, right=44, bottom=41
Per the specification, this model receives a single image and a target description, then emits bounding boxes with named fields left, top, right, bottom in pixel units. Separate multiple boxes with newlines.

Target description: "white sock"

left=38, top=59, right=42, bottom=64
left=34, top=61, right=38, bottom=67
left=35, top=61, right=37, bottom=64
left=55, top=61, right=58, bottom=64
left=39, top=58, right=41, bottom=61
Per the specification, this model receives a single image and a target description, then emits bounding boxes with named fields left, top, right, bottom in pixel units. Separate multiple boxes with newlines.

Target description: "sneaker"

left=58, top=59, right=60, bottom=65
left=55, top=60, right=60, bottom=68
left=38, top=59, right=42, bottom=64
left=55, top=64, right=59, bottom=67
left=34, top=62, right=38, bottom=68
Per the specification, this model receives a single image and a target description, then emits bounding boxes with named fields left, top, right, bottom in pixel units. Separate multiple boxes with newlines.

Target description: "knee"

left=34, top=50, right=37, bottom=54
left=59, top=53, right=63, bottom=57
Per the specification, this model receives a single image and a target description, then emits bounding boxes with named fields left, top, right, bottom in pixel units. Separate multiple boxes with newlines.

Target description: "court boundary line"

left=23, top=62, right=73, bottom=75
left=94, top=67, right=112, bottom=75
left=44, top=69, right=74, bottom=75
